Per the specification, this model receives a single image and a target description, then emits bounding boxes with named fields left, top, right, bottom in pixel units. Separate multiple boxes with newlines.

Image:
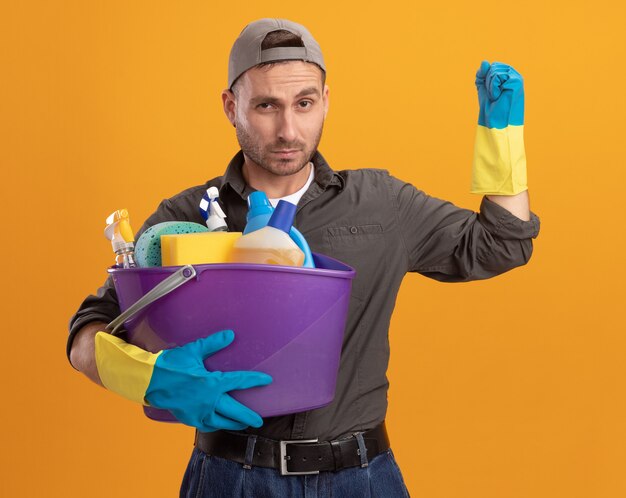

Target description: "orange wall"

left=2, top=1, right=625, bottom=496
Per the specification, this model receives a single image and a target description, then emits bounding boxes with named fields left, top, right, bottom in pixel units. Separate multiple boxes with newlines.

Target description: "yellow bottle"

left=231, top=200, right=304, bottom=266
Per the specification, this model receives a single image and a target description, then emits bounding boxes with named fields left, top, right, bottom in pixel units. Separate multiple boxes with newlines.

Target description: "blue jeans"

left=180, top=447, right=410, bottom=497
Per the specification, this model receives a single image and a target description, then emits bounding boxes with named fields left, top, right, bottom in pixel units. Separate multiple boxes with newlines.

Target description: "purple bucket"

left=108, top=253, right=355, bottom=421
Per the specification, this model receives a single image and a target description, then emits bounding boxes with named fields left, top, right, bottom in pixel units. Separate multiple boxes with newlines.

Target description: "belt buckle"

left=279, top=439, right=319, bottom=476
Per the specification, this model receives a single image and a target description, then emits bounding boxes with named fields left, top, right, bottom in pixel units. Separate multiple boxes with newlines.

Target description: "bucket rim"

left=108, top=252, right=356, bottom=280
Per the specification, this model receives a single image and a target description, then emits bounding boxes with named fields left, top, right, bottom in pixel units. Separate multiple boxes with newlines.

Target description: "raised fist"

left=476, top=61, right=524, bottom=130
left=471, top=61, right=527, bottom=195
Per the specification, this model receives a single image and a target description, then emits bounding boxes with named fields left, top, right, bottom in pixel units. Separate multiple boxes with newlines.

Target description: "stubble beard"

left=236, top=122, right=324, bottom=177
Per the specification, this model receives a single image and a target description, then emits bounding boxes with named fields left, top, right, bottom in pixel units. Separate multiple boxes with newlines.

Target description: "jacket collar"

left=220, top=150, right=344, bottom=200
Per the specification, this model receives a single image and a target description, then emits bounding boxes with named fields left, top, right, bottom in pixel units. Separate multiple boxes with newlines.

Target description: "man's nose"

left=277, top=108, right=298, bottom=143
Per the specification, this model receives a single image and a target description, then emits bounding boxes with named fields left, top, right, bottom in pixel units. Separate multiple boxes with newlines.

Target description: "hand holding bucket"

left=95, top=329, right=272, bottom=432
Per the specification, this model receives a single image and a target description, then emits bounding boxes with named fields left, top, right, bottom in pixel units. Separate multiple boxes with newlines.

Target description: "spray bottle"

left=232, top=200, right=304, bottom=266
left=244, top=191, right=315, bottom=267
left=198, top=187, right=228, bottom=232
left=104, top=209, right=137, bottom=268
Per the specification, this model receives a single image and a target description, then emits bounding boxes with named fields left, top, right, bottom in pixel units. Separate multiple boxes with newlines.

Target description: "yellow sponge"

left=160, top=232, right=242, bottom=266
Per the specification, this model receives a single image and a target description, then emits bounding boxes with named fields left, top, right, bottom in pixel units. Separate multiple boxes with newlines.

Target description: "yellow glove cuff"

left=471, top=124, right=528, bottom=195
left=95, top=332, right=162, bottom=405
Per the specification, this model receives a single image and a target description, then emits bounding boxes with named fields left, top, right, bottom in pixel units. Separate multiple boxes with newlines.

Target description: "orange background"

left=2, top=1, right=625, bottom=497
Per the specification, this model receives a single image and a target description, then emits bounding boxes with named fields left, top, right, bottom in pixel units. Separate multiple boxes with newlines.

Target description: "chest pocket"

left=324, top=224, right=386, bottom=302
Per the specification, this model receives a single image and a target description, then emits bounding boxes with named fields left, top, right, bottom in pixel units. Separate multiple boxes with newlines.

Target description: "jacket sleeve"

left=66, top=199, right=183, bottom=364
left=390, top=177, right=540, bottom=282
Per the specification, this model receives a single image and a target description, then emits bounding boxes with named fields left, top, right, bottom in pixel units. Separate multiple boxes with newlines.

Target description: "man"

left=68, top=18, right=539, bottom=497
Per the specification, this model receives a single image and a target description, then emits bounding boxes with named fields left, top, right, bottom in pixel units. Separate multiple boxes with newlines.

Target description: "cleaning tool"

left=199, top=187, right=228, bottom=232
left=94, top=328, right=272, bottom=432
left=155, top=187, right=240, bottom=266
left=104, top=209, right=137, bottom=268
left=471, top=61, right=527, bottom=195
left=134, top=221, right=208, bottom=267
left=160, top=231, right=242, bottom=266
left=244, top=191, right=314, bottom=267
left=232, top=200, right=304, bottom=266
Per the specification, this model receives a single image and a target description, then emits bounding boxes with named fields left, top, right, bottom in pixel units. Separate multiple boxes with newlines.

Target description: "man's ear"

left=222, top=89, right=236, bottom=126
left=323, top=84, right=330, bottom=118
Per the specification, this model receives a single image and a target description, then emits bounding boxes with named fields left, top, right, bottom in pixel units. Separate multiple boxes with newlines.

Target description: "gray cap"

left=228, top=18, right=326, bottom=89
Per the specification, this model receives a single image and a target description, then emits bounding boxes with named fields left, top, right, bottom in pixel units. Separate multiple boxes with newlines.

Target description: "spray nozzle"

left=105, top=209, right=135, bottom=248
left=199, top=187, right=228, bottom=231
left=104, top=209, right=137, bottom=268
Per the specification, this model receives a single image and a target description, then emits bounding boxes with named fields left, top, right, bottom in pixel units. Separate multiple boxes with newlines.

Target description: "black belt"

left=195, top=422, right=390, bottom=475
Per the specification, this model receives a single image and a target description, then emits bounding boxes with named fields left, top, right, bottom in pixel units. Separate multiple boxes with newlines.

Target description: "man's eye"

left=299, top=100, right=313, bottom=109
left=257, top=103, right=272, bottom=109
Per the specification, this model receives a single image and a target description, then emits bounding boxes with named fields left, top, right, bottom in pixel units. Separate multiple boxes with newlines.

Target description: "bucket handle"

left=106, top=265, right=197, bottom=335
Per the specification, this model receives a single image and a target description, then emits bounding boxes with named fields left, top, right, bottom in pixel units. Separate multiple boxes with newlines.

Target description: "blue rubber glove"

left=476, top=61, right=524, bottom=129
left=471, top=61, right=528, bottom=195
left=95, top=329, right=272, bottom=432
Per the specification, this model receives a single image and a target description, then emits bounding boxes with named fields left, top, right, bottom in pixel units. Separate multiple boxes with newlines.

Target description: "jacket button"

left=350, top=226, right=358, bottom=234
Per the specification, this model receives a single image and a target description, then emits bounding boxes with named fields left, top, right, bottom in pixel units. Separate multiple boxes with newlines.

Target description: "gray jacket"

left=68, top=150, right=540, bottom=440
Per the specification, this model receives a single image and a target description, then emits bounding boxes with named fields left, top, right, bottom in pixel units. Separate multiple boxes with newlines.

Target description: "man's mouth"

left=271, top=149, right=300, bottom=157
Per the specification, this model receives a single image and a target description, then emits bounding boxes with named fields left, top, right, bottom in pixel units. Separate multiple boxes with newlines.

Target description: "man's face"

left=223, top=61, right=329, bottom=177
